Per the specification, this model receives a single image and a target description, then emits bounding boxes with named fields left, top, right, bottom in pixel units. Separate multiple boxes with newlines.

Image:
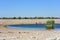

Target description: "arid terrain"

left=0, top=19, right=60, bottom=40
left=0, top=19, right=60, bottom=25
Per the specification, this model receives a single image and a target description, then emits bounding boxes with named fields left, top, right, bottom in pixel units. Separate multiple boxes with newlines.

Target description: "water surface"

left=7, top=24, right=60, bottom=30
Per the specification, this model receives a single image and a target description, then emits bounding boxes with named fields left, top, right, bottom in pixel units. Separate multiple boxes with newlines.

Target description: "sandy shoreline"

left=0, top=19, right=60, bottom=25
left=0, top=19, right=60, bottom=40
left=0, top=27, right=60, bottom=40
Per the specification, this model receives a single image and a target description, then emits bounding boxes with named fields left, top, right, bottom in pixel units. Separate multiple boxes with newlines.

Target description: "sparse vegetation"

left=12, top=17, right=17, bottom=19
left=0, top=17, right=60, bottom=19
left=46, top=20, right=55, bottom=30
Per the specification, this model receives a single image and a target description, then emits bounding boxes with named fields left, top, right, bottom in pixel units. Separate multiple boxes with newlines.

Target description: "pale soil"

left=0, top=19, right=60, bottom=25
left=0, top=27, right=60, bottom=40
left=0, top=19, right=60, bottom=40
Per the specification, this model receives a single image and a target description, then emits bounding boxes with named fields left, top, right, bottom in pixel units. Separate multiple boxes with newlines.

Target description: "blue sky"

left=0, top=0, right=60, bottom=17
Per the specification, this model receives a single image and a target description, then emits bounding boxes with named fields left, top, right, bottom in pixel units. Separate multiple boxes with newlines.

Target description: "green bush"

left=12, top=17, right=16, bottom=19
left=46, top=20, right=55, bottom=30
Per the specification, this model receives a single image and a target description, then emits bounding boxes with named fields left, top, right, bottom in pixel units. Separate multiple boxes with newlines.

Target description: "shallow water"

left=54, top=24, right=60, bottom=30
left=7, top=24, right=60, bottom=30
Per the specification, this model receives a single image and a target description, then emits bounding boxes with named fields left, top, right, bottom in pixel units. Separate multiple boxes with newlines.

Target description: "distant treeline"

left=0, top=17, right=60, bottom=19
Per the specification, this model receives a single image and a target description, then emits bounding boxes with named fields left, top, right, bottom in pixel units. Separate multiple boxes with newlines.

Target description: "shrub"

left=46, top=20, right=55, bottom=30
left=12, top=17, right=16, bottom=19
